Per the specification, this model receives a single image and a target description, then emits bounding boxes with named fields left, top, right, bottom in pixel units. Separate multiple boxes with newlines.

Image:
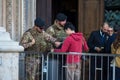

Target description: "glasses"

left=108, top=30, right=113, bottom=32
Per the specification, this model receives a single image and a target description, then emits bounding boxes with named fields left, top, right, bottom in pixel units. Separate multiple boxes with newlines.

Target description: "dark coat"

left=87, top=30, right=107, bottom=53
left=104, top=33, right=116, bottom=53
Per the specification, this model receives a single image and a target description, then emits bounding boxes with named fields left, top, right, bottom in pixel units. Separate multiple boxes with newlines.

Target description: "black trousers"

left=90, top=56, right=102, bottom=80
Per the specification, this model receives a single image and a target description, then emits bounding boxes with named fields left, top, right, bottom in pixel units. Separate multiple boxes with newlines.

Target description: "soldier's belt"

left=25, top=54, right=42, bottom=58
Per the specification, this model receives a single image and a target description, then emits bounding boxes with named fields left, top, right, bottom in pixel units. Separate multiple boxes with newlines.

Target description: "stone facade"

left=0, top=0, right=36, bottom=41
left=0, top=27, right=24, bottom=80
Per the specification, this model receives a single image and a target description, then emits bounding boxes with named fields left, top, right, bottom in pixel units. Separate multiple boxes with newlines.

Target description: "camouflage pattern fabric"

left=46, top=21, right=67, bottom=48
left=20, top=28, right=56, bottom=52
left=20, top=28, right=56, bottom=80
left=25, top=56, right=40, bottom=80
left=46, top=21, right=67, bottom=80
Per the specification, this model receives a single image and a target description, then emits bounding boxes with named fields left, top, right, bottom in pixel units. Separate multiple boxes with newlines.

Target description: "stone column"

left=0, top=0, right=2, bottom=26
left=0, top=27, right=24, bottom=80
left=2, top=0, right=36, bottom=41
left=19, top=0, right=36, bottom=41
left=2, top=0, right=6, bottom=29
left=21, top=0, right=36, bottom=33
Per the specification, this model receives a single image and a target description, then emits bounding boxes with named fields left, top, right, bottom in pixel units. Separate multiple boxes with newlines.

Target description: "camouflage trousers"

left=25, top=56, right=41, bottom=80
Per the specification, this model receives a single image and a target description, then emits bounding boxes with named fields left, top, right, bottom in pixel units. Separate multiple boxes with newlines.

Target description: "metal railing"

left=19, top=52, right=120, bottom=80
left=19, top=51, right=44, bottom=80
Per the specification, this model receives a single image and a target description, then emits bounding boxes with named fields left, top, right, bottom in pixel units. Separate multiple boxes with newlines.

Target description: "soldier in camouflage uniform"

left=46, top=13, right=67, bottom=48
left=46, top=13, right=67, bottom=80
left=20, top=17, right=56, bottom=80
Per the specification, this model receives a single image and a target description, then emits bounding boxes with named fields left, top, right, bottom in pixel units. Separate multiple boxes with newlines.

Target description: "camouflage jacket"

left=46, top=21, right=67, bottom=42
left=20, top=28, right=56, bottom=52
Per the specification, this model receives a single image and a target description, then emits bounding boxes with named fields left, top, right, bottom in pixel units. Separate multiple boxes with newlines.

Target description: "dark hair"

left=113, top=31, right=120, bottom=49
left=34, top=17, right=45, bottom=28
left=56, top=13, right=67, bottom=21
left=64, top=22, right=75, bottom=31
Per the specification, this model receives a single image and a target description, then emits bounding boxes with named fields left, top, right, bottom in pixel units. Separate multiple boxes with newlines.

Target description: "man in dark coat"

left=87, top=22, right=109, bottom=80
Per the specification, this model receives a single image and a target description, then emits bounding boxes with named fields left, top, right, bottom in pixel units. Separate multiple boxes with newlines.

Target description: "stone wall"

left=0, top=0, right=36, bottom=41
left=0, top=27, right=24, bottom=80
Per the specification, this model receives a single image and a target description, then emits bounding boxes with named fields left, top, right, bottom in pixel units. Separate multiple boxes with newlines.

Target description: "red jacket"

left=54, top=33, right=89, bottom=63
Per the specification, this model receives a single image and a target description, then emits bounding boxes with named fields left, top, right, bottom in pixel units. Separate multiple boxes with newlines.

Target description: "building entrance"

left=52, top=0, right=78, bottom=32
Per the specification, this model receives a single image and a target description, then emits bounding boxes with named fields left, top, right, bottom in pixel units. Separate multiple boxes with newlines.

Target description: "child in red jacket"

left=52, top=22, right=89, bottom=80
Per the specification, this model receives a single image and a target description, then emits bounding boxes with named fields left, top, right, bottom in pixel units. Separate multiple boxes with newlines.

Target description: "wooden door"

left=36, top=0, right=52, bottom=27
left=78, top=0, right=104, bottom=39
left=36, top=0, right=104, bottom=38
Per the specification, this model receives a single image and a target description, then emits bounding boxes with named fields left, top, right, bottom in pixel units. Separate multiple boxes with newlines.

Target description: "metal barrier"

left=46, top=52, right=119, bottom=80
left=19, top=51, right=44, bottom=80
left=19, top=52, right=120, bottom=80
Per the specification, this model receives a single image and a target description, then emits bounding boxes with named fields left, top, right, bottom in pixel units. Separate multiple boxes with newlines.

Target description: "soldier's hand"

left=22, top=39, right=35, bottom=48
left=55, top=41, right=61, bottom=47
left=31, top=39, right=35, bottom=44
left=28, top=39, right=35, bottom=47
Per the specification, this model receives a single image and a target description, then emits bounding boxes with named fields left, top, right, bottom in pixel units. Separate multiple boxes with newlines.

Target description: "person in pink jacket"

left=52, top=22, right=89, bottom=80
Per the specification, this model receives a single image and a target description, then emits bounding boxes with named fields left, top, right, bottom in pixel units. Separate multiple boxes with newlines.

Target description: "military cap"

left=56, top=13, right=67, bottom=21
left=34, top=17, right=45, bottom=28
